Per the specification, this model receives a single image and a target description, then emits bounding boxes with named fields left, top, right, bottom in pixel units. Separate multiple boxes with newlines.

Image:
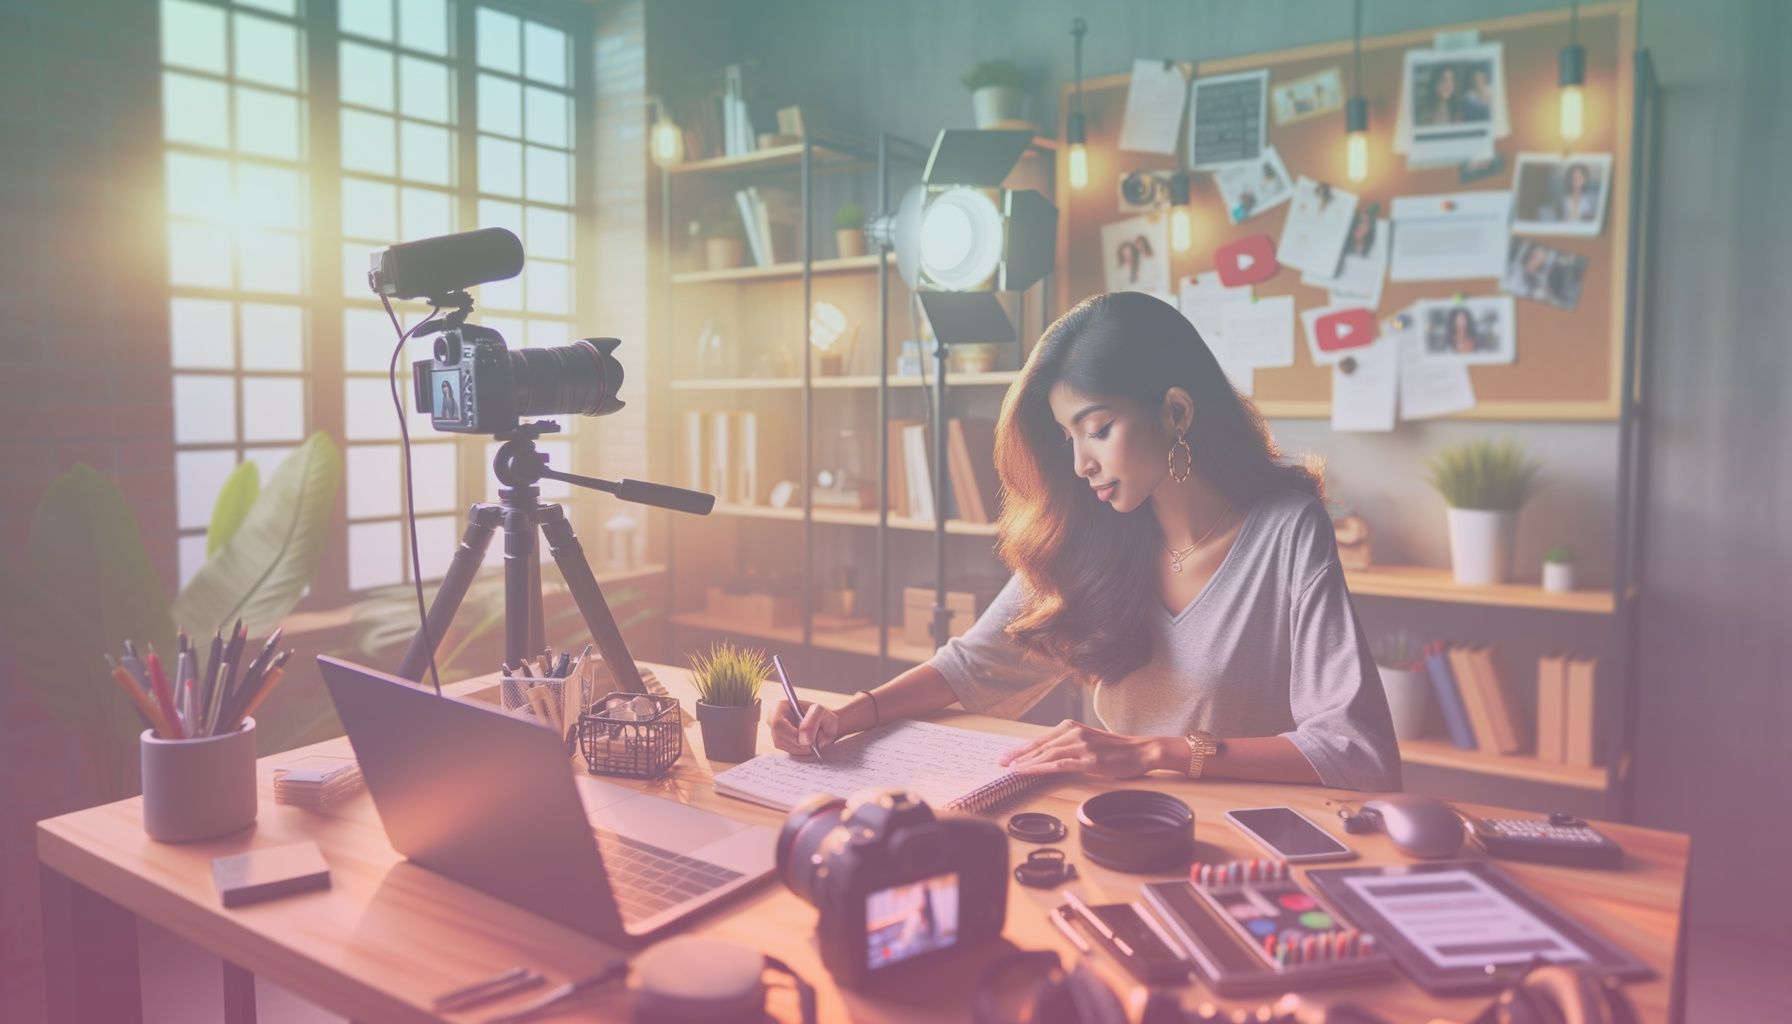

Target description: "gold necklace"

left=1165, top=503, right=1232, bottom=574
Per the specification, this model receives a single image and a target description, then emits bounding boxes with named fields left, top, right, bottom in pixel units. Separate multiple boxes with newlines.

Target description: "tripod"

left=397, top=420, right=713, bottom=692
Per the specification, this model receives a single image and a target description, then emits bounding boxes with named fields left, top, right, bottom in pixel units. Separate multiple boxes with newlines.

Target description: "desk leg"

left=223, top=960, right=258, bottom=1024
left=39, top=865, right=142, bottom=1024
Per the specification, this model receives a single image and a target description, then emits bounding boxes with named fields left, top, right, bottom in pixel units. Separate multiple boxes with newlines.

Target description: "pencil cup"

left=140, top=717, right=257, bottom=842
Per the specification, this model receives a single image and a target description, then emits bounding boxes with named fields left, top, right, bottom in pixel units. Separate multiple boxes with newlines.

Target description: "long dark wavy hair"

left=993, top=292, right=1324, bottom=685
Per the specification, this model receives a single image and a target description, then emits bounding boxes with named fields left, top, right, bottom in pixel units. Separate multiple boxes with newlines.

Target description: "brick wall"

left=1, top=0, right=168, bottom=1019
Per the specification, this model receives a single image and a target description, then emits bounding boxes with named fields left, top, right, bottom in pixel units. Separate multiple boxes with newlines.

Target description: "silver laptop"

left=317, top=656, right=776, bottom=944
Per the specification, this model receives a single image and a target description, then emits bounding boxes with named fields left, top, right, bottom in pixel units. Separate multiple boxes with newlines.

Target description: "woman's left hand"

left=998, top=719, right=1173, bottom=779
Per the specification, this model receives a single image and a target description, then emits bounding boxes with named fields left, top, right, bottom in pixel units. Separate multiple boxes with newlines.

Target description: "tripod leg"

left=398, top=504, right=503, bottom=681
left=538, top=506, right=648, bottom=695
left=504, top=499, right=539, bottom=669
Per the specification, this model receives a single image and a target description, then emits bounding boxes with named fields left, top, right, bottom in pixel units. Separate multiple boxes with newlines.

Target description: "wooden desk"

left=38, top=664, right=1689, bottom=1023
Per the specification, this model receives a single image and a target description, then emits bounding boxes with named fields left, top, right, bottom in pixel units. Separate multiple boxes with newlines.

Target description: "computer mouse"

left=1355, top=794, right=1466, bottom=859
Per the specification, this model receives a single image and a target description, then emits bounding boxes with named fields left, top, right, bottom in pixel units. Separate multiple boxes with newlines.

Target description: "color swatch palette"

left=1192, top=858, right=1378, bottom=970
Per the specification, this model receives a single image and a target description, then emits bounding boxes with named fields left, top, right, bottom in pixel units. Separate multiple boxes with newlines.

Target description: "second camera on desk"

left=776, top=790, right=1007, bottom=988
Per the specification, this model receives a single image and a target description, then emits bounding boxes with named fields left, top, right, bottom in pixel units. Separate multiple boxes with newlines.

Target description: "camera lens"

left=506, top=339, right=625, bottom=419
left=776, top=794, right=848, bottom=907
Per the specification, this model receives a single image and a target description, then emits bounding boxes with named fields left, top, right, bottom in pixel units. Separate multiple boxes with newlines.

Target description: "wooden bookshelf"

left=1345, top=565, right=1617, bottom=615
left=671, top=371, right=1020, bottom=391
left=666, top=142, right=862, bottom=176
left=669, top=610, right=934, bottom=663
left=671, top=254, right=893, bottom=285
left=709, top=502, right=998, bottom=537
left=1398, top=738, right=1608, bottom=790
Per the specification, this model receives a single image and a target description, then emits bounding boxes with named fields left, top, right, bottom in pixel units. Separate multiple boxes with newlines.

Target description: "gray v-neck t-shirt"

left=929, top=487, right=1402, bottom=792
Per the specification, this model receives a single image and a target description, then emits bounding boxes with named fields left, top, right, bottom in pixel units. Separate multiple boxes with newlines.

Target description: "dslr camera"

left=777, top=790, right=1007, bottom=988
left=416, top=326, right=625, bottom=435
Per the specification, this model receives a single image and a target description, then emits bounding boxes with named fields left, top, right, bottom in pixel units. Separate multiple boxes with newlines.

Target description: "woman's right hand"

left=768, top=700, right=842, bottom=758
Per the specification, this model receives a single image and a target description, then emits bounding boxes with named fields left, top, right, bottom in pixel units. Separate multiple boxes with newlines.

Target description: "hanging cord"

left=380, top=295, right=446, bottom=696
left=1353, top=0, right=1363, bottom=93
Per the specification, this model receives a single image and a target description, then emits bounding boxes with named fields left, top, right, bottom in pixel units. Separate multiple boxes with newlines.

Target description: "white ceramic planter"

left=1542, top=560, right=1576, bottom=593
left=971, top=86, right=1023, bottom=128
left=1446, top=507, right=1517, bottom=585
left=1378, top=666, right=1431, bottom=741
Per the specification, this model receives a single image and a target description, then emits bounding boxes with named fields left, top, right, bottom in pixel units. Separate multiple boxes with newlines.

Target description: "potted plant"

left=961, top=59, right=1028, bottom=128
left=693, top=202, right=745, bottom=271
left=689, top=641, right=770, bottom=762
left=1543, top=544, right=1577, bottom=593
left=1425, top=439, right=1541, bottom=586
left=834, top=202, right=866, bottom=259
left=1372, top=629, right=1430, bottom=741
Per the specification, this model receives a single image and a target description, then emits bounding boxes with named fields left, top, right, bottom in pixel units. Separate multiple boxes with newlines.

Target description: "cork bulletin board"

left=1053, top=3, right=1637, bottom=420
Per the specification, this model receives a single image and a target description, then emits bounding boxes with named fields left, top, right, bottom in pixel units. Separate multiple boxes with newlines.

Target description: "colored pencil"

left=145, top=650, right=186, bottom=740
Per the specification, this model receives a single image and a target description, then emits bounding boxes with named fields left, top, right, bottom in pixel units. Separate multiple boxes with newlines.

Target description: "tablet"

left=1306, top=860, right=1653, bottom=995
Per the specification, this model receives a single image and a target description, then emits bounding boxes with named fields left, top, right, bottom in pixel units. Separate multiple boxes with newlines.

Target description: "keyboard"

left=593, top=828, right=744, bottom=923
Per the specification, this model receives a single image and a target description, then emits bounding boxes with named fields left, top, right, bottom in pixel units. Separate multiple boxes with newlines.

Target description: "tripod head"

left=492, top=421, right=715, bottom=516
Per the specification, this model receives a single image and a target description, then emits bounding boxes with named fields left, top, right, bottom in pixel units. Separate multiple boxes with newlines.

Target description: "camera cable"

left=381, top=294, right=447, bottom=696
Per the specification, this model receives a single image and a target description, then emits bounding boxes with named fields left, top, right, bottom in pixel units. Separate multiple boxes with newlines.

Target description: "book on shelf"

left=709, top=410, right=734, bottom=505
left=734, top=189, right=767, bottom=266
left=1563, top=655, right=1599, bottom=768
left=734, top=411, right=759, bottom=505
left=886, top=417, right=924, bottom=518
left=902, top=422, right=934, bottom=522
left=1422, top=642, right=1477, bottom=750
left=683, top=410, right=707, bottom=494
left=1445, top=644, right=1504, bottom=754
left=946, top=417, right=1000, bottom=524
left=1536, top=652, right=1568, bottom=763
left=1465, top=645, right=1526, bottom=754
left=723, top=63, right=755, bottom=156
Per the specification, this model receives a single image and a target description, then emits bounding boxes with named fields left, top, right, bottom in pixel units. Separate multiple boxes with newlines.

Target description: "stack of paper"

left=273, top=755, right=363, bottom=810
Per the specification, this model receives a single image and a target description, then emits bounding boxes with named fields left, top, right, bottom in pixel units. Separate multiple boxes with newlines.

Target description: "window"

left=162, top=0, right=590, bottom=599
left=161, top=0, right=310, bottom=587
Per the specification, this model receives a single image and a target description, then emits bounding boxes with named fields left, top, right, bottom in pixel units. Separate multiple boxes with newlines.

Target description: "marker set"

left=1141, top=859, right=1390, bottom=997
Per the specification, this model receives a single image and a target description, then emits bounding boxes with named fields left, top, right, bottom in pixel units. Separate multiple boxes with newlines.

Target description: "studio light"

left=869, top=129, right=1058, bottom=343
left=1345, top=0, right=1368, bottom=184
left=1559, top=0, right=1586, bottom=143
left=1067, top=18, right=1089, bottom=191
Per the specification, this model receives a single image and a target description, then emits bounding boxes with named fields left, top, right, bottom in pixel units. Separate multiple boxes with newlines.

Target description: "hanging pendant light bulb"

left=1169, top=172, right=1192, bottom=253
left=1067, top=19, right=1090, bottom=190
left=650, top=97, right=684, bottom=167
left=1345, top=0, right=1368, bottom=184
left=1559, top=0, right=1586, bottom=142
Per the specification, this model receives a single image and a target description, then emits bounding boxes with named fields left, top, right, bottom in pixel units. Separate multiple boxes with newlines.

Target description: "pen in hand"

left=772, top=654, right=824, bottom=763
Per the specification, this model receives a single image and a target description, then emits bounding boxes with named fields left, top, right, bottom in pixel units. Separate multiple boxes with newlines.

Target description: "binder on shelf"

left=1563, top=655, right=1599, bottom=768
left=735, top=189, right=767, bottom=266
left=902, top=423, right=934, bottom=522
left=734, top=411, right=759, bottom=505
left=1536, top=652, right=1568, bottom=763
left=1423, top=642, right=1477, bottom=750
left=684, top=410, right=708, bottom=494
left=750, top=186, right=800, bottom=264
left=946, top=418, right=1001, bottom=524
left=886, top=418, right=924, bottom=518
left=710, top=410, right=734, bottom=505
left=1466, top=645, right=1525, bottom=754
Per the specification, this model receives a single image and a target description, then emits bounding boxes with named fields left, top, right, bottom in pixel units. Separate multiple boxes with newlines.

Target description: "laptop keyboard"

left=593, top=828, right=744, bottom=923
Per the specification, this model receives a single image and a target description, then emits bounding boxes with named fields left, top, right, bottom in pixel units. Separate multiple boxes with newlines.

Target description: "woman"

left=1556, top=163, right=1597, bottom=222
left=1421, top=65, right=1459, bottom=126
left=438, top=379, right=460, bottom=420
left=1448, top=307, right=1484, bottom=353
left=1343, top=204, right=1378, bottom=259
left=770, top=293, right=1400, bottom=791
left=1461, top=67, right=1494, bottom=123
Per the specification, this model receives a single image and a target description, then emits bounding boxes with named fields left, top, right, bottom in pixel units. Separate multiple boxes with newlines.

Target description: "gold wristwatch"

left=1184, top=731, right=1220, bottom=779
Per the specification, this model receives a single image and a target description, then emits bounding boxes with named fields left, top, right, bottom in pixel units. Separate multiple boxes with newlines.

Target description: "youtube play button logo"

left=1214, top=235, right=1279, bottom=287
left=1312, top=307, right=1378, bottom=353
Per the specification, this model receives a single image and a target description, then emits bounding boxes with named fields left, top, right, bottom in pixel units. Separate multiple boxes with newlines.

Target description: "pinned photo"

left=1276, top=176, right=1358, bottom=278
left=1502, top=238, right=1588, bottom=311
left=1100, top=214, right=1172, bottom=295
left=1188, top=69, right=1269, bottom=169
left=1511, top=153, right=1612, bottom=238
left=1415, top=296, right=1517, bottom=365
left=1213, top=146, right=1293, bottom=223
left=1395, top=43, right=1509, bottom=167
left=1271, top=67, right=1344, bottom=125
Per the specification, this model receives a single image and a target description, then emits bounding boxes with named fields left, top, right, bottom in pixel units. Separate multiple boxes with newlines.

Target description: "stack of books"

left=885, top=417, right=1001, bottom=523
left=1420, top=643, right=1598, bottom=765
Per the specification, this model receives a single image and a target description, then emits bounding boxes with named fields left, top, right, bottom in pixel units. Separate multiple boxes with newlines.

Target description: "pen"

left=110, top=661, right=165, bottom=736
left=145, top=650, right=186, bottom=740
left=1062, top=889, right=1132, bottom=956
left=231, top=665, right=287, bottom=730
left=432, top=967, right=546, bottom=1013
left=1051, top=905, right=1094, bottom=953
left=772, top=655, right=823, bottom=762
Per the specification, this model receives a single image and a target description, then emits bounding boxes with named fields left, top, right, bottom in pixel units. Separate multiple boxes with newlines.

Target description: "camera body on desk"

left=778, top=790, right=1007, bottom=988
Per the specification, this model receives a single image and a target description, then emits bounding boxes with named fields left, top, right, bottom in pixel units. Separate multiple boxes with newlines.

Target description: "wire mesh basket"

left=579, top=692, right=683, bottom=779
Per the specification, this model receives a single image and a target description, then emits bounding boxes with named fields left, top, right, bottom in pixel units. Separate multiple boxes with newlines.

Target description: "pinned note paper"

left=1331, top=338, right=1398, bottom=432
left=1119, top=59, right=1190, bottom=155
left=1220, top=294, right=1295, bottom=369
left=1393, top=312, right=1478, bottom=420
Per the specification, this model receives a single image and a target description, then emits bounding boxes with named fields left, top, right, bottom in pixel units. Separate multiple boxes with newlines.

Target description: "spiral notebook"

left=712, top=720, right=1046, bottom=814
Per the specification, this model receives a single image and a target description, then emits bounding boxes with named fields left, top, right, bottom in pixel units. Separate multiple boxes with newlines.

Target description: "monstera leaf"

left=173, top=431, right=341, bottom=637
left=0, top=466, right=176, bottom=796
left=206, top=460, right=260, bottom=556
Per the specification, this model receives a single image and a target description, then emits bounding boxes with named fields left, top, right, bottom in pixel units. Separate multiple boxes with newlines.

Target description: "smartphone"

left=1224, top=806, right=1356, bottom=863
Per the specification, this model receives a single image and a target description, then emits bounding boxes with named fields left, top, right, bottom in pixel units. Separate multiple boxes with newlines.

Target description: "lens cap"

left=1012, top=848, right=1077, bottom=889
left=1006, top=812, right=1067, bottom=844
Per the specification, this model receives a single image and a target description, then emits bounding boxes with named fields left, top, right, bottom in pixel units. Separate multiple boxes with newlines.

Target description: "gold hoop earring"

left=1168, top=434, right=1193, bottom=483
